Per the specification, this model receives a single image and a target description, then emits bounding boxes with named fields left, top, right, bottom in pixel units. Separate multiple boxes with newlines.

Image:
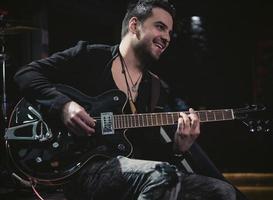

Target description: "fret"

left=148, top=114, right=152, bottom=126
left=160, top=113, right=163, bottom=125
left=223, top=109, right=233, bottom=120
left=139, top=114, right=143, bottom=127
left=130, top=115, right=133, bottom=128
left=171, top=113, right=174, bottom=124
left=126, top=115, right=129, bottom=128
left=155, top=114, right=159, bottom=126
left=120, top=115, right=125, bottom=128
left=142, top=114, right=145, bottom=127
left=198, top=111, right=207, bottom=122
left=145, top=114, right=148, bottom=127
left=120, top=115, right=123, bottom=128
left=138, top=114, right=141, bottom=127
left=207, top=111, right=215, bottom=121
left=152, top=114, right=156, bottom=126
left=168, top=113, right=171, bottom=124
left=115, top=115, right=118, bottom=129
left=135, top=115, right=139, bottom=127
left=214, top=110, right=224, bottom=120
left=125, top=115, right=128, bottom=128
left=137, top=114, right=140, bottom=127
left=163, top=113, right=167, bottom=125
left=128, top=115, right=131, bottom=128
left=116, top=115, right=119, bottom=129
left=117, top=115, right=121, bottom=128
left=143, top=114, right=146, bottom=127
left=124, top=115, right=128, bottom=128
left=157, top=113, right=161, bottom=125
left=143, top=114, right=147, bottom=127
left=118, top=115, right=121, bottom=128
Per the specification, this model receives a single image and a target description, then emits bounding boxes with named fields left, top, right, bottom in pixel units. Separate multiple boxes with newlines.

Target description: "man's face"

left=134, top=7, right=173, bottom=62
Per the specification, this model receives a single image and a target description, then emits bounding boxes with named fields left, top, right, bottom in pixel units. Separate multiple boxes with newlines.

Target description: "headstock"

left=233, top=105, right=272, bottom=134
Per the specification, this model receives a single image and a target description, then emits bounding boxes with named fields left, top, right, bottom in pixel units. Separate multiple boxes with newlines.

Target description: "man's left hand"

left=174, top=108, right=200, bottom=152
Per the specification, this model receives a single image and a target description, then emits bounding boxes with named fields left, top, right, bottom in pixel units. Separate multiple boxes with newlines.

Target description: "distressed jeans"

left=64, top=156, right=236, bottom=200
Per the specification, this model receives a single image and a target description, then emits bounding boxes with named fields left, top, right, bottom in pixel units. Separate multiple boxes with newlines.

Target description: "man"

left=14, top=0, right=236, bottom=199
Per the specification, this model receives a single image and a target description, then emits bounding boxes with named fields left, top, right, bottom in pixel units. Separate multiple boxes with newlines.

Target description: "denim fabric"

left=64, top=156, right=236, bottom=200
left=179, top=173, right=236, bottom=200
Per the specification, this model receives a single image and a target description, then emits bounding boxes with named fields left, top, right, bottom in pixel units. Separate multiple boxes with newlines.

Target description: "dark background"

left=1, top=0, right=273, bottom=173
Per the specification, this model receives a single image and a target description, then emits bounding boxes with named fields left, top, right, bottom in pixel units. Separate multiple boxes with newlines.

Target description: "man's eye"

left=156, top=24, right=164, bottom=30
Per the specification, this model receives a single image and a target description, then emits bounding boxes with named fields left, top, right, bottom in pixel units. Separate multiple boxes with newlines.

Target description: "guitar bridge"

left=101, top=112, right=114, bottom=135
left=5, top=106, right=52, bottom=141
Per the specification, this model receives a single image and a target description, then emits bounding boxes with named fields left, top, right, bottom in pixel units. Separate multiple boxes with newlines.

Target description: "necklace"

left=118, top=50, right=139, bottom=113
left=124, top=65, right=142, bottom=93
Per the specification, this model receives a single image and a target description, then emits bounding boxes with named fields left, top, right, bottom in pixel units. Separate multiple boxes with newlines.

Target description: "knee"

left=152, top=162, right=179, bottom=187
left=214, top=181, right=236, bottom=200
left=140, top=163, right=179, bottom=199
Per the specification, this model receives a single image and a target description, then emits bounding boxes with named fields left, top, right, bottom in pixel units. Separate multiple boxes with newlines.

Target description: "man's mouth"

left=153, top=38, right=167, bottom=52
left=154, top=42, right=165, bottom=50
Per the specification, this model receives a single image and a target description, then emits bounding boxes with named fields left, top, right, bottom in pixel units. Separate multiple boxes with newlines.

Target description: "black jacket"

left=14, top=41, right=173, bottom=161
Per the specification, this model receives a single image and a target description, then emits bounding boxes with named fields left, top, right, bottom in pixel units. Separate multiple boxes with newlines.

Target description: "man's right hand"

left=61, top=101, right=96, bottom=136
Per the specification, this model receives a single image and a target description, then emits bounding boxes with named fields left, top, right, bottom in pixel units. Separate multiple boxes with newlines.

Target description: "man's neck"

left=119, top=38, right=143, bottom=72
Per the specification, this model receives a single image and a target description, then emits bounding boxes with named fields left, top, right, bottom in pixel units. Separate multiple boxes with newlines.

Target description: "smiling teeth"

left=155, top=43, right=164, bottom=49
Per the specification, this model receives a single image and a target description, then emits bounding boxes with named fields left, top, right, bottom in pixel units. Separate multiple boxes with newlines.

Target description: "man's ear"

left=128, top=17, right=139, bottom=34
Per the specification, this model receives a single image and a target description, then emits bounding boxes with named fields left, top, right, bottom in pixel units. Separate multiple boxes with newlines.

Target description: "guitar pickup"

left=101, top=112, right=114, bottom=135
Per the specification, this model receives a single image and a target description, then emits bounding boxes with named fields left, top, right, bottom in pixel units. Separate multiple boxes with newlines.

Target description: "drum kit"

left=0, top=10, right=39, bottom=189
left=0, top=11, right=39, bottom=128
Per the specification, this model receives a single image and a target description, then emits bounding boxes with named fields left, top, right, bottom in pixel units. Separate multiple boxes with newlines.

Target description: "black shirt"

left=14, top=41, right=173, bottom=161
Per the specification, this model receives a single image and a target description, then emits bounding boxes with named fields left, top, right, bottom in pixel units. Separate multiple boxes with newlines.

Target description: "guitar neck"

left=113, top=109, right=235, bottom=129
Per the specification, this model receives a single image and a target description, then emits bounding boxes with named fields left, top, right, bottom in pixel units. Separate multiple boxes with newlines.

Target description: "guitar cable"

left=12, top=172, right=45, bottom=200
left=31, top=184, right=45, bottom=200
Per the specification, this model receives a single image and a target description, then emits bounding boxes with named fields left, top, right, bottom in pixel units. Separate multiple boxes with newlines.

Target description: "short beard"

left=133, top=41, right=158, bottom=69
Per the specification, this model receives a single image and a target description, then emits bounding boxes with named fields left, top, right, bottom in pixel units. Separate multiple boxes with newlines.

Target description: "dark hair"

left=121, top=0, right=176, bottom=38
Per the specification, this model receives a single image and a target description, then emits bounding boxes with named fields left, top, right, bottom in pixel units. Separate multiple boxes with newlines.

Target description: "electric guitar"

left=4, top=84, right=268, bottom=185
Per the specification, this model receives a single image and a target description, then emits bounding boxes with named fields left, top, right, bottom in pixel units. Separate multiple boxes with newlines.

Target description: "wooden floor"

left=1, top=173, right=273, bottom=200
left=224, top=173, right=273, bottom=200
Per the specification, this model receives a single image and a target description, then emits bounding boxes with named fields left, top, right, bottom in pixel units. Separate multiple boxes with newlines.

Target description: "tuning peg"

left=256, top=125, right=263, bottom=132
left=265, top=128, right=271, bottom=133
left=249, top=128, right=255, bottom=133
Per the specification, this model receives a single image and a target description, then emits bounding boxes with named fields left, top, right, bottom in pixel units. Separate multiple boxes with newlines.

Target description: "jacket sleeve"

left=14, top=41, right=89, bottom=116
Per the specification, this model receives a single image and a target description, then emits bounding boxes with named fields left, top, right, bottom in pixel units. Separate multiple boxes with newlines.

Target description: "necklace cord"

left=118, top=49, right=140, bottom=114
left=118, top=50, right=134, bottom=102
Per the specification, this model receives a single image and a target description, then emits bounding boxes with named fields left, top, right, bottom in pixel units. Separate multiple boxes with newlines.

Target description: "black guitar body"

left=5, top=84, right=131, bottom=185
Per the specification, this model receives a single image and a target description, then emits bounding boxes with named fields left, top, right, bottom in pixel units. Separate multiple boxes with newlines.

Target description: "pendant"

left=131, top=85, right=138, bottom=93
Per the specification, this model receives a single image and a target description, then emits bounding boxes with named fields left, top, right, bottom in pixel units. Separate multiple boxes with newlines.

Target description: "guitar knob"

left=113, top=96, right=119, bottom=101
left=117, top=144, right=125, bottom=151
left=52, top=142, right=59, bottom=148
left=35, top=157, right=42, bottom=163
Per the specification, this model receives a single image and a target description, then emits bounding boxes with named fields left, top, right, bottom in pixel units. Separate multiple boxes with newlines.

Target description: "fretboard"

left=113, top=109, right=234, bottom=129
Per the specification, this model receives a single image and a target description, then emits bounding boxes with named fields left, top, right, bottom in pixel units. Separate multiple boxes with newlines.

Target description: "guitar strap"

left=149, top=71, right=160, bottom=112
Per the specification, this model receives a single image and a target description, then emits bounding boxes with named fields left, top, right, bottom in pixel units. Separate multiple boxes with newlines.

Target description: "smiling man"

left=14, top=0, right=237, bottom=199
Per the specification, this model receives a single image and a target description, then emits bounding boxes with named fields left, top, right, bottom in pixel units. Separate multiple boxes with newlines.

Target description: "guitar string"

left=91, top=110, right=233, bottom=120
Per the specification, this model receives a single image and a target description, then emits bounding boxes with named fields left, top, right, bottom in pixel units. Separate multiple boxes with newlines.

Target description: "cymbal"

left=0, top=25, right=39, bottom=35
